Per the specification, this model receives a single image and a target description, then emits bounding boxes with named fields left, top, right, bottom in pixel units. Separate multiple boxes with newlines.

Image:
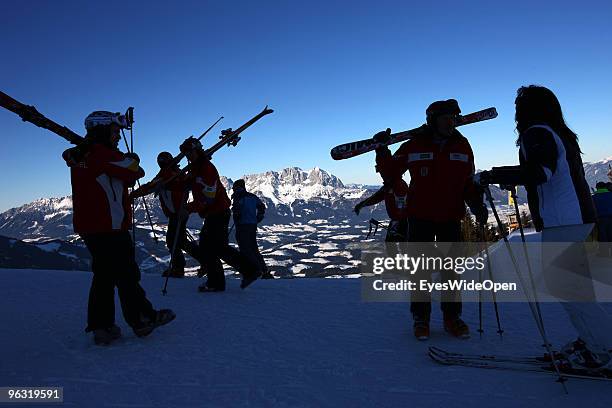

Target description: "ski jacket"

left=64, top=143, right=144, bottom=234
left=157, top=167, right=188, bottom=217
left=129, top=166, right=187, bottom=217
left=186, top=158, right=231, bottom=218
left=384, top=178, right=409, bottom=220
left=376, top=129, right=480, bottom=222
left=518, top=125, right=596, bottom=230
left=231, top=188, right=266, bottom=225
left=592, top=188, right=612, bottom=218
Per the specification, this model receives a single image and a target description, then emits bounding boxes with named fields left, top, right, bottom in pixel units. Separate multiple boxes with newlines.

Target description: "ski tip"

left=263, top=105, right=274, bottom=114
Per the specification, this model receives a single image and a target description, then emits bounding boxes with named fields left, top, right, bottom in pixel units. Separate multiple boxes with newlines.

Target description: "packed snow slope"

left=0, top=269, right=610, bottom=408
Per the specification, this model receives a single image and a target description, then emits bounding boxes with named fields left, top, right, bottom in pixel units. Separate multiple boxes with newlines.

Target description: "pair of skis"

left=0, top=90, right=271, bottom=158
left=429, top=346, right=612, bottom=382
left=330, top=107, right=498, bottom=160
left=0, top=90, right=84, bottom=144
left=132, top=106, right=274, bottom=196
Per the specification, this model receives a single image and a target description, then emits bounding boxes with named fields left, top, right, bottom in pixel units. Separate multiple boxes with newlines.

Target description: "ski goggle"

left=85, top=109, right=133, bottom=130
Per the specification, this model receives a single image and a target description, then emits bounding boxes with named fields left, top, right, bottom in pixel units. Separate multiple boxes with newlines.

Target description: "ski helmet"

left=426, top=99, right=461, bottom=127
left=84, top=111, right=130, bottom=130
left=179, top=136, right=203, bottom=154
left=233, top=179, right=246, bottom=190
left=157, top=151, right=174, bottom=168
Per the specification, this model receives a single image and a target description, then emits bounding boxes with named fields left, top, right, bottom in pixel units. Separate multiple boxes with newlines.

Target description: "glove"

left=472, top=203, right=488, bottom=226
left=373, top=128, right=392, bottom=144
left=354, top=202, right=364, bottom=216
left=125, top=152, right=140, bottom=163
left=62, top=145, right=89, bottom=167
left=474, top=171, right=491, bottom=186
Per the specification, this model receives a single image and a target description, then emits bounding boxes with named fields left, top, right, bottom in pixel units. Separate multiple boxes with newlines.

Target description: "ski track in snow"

left=1, top=268, right=611, bottom=408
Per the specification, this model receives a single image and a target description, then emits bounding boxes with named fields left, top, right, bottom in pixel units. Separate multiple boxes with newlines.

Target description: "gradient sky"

left=1, top=0, right=612, bottom=211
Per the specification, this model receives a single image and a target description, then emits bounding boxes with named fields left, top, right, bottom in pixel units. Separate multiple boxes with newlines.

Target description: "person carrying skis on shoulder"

left=231, top=179, right=271, bottom=279
left=132, top=152, right=204, bottom=278
left=62, top=111, right=175, bottom=346
left=372, top=99, right=488, bottom=340
left=179, top=137, right=259, bottom=292
left=479, top=85, right=612, bottom=372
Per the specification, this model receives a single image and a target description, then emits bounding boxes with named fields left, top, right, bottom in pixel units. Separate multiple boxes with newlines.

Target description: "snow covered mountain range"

left=0, top=167, right=379, bottom=240
left=0, top=167, right=382, bottom=275
left=1, top=158, right=610, bottom=274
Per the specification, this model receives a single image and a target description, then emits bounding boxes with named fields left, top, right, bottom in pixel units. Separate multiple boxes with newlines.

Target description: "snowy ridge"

left=0, top=167, right=382, bottom=274
left=584, top=157, right=612, bottom=188
left=0, top=196, right=75, bottom=240
left=232, top=167, right=355, bottom=207
left=2, top=159, right=609, bottom=274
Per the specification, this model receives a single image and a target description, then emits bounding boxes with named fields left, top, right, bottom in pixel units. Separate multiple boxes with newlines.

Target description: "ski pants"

left=385, top=219, right=408, bottom=242
left=597, top=216, right=612, bottom=256
left=166, top=214, right=202, bottom=270
left=542, top=227, right=612, bottom=353
left=199, top=210, right=256, bottom=290
left=82, top=231, right=156, bottom=331
left=408, top=218, right=462, bottom=320
left=235, top=223, right=268, bottom=273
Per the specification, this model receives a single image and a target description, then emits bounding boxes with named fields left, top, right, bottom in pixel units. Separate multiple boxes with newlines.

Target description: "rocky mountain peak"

left=306, top=167, right=344, bottom=188
left=279, top=167, right=308, bottom=185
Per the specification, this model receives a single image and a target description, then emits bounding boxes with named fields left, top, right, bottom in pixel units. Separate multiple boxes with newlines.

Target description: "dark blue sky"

left=1, top=0, right=612, bottom=211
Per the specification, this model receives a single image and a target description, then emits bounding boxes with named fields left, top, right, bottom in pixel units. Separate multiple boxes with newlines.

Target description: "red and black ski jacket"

left=63, top=143, right=144, bottom=234
left=157, top=167, right=188, bottom=217
left=384, top=178, right=409, bottom=221
left=159, top=168, right=189, bottom=218
left=131, top=166, right=188, bottom=217
left=376, top=129, right=480, bottom=222
left=186, top=158, right=231, bottom=218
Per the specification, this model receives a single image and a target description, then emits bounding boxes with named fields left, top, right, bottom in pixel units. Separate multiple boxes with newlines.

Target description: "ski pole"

left=228, top=221, right=235, bottom=239
left=478, top=253, right=483, bottom=337
left=127, top=108, right=138, bottom=248
left=121, top=129, right=159, bottom=242
left=484, top=186, right=567, bottom=391
left=162, top=190, right=188, bottom=296
left=479, top=224, right=503, bottom=338
left=509, top=186, right=547, bottom=341
left=367, top=218, right=381, bottom=238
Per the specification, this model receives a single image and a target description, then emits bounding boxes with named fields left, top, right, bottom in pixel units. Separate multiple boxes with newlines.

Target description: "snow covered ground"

left=1, top=268, right=610, bottom=407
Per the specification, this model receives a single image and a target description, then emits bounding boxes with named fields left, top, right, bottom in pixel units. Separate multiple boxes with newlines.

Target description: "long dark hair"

left=514, top=85, right=582, bottom=154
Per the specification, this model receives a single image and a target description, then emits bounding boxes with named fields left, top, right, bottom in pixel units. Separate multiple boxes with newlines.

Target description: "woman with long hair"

left=485, top=85, right=612, bottom=371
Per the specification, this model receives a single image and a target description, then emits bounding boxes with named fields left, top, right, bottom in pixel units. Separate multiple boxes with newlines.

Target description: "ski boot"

left=413, top=319, right=430, bottom=341
left=93, top=324, right=122, bottom=346
left=240, top=270, right=262, bottom=290
left=133, top=309, right=176, bottom=338
left=444, top=317, right=470, bottom=339
left=558, top=339, right=612, bottom=372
